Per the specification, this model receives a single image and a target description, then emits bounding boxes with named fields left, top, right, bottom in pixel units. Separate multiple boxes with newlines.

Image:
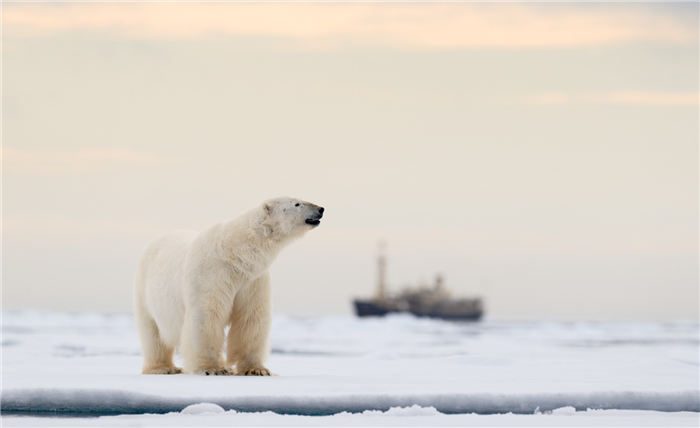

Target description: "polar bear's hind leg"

left=135, top=301, right=182, bottom=375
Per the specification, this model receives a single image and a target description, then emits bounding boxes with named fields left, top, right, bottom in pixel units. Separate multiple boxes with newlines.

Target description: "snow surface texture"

left=1, top=310, right=698, bottom=422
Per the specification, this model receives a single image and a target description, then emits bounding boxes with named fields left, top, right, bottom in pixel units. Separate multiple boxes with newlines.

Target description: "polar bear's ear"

left=263, top=203, right=273, bottom=216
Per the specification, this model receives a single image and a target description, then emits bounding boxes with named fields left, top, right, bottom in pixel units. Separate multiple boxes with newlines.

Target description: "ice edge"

left=1, top=389, right=698, bottom=417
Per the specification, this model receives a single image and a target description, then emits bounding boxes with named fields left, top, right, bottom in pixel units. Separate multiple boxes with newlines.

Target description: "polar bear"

left=133, top=197, right=324, bottom=376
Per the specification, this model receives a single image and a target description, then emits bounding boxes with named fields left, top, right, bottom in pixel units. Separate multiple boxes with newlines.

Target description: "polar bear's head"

left=261, top=197, right=324, bottom=239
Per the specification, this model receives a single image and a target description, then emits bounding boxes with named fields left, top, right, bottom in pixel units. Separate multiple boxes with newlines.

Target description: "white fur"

left=133, top=197, right=323, bottom=376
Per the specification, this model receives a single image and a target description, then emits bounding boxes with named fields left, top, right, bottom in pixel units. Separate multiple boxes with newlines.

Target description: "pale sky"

left=2, top=2, right=698, bottom=320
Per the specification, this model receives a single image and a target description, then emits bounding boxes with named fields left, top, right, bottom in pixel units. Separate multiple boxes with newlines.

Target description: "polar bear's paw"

left=143, top=365, right=183, bottom=375
left=236, top=366, right=275, bottom=376
left=195, top=367, right=233, bottom=376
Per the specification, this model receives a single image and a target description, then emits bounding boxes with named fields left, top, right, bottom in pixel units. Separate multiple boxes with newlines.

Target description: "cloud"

left=2, top=147, right=173, bottom=174
left=3, top=3, right=696, bottom=50
left=518, top=91, right=699, bottom=107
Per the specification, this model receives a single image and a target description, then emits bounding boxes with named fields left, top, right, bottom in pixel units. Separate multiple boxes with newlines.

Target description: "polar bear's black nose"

left=318, top=207, right=325, bottom=216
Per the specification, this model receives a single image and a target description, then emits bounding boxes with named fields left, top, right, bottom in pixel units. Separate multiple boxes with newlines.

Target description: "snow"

left=1, top=309, right=698, bottom=425
left=180, top=403, right=226, bottom=415
left=551, top=406, right=577, bottom=415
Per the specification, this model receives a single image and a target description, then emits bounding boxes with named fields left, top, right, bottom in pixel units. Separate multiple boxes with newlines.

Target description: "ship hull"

left=353, top=300, right=393, bottom=317
left=353, top=299, right=483, bottom=321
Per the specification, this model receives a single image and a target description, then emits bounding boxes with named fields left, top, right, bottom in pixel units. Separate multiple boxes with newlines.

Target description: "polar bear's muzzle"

left=305, top=206, right=324, bottom=227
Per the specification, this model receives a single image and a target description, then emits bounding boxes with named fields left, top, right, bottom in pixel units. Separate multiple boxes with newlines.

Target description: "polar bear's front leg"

left=227, top=273, right=274, bottom=376
left=181, top=298, right=234, bottom=376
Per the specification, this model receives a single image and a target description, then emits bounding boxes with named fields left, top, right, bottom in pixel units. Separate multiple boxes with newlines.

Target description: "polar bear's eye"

left=295, top=203, right=300, bottom=207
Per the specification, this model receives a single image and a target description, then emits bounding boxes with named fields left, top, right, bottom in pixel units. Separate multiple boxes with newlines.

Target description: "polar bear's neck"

left=215, top=213, right=295, bottom=278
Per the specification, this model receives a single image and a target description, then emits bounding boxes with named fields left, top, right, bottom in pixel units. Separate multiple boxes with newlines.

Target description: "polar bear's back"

left=135, top=229, right=198, bottom=346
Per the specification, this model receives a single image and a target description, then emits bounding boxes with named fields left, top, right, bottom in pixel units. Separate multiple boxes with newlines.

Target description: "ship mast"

left=376, top=242, right=387, bottom=300
left=435, top=274, right=444, bottom=292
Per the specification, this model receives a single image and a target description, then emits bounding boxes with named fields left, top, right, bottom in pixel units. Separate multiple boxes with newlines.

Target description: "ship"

left=353, top=245, right=484, bottom=321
